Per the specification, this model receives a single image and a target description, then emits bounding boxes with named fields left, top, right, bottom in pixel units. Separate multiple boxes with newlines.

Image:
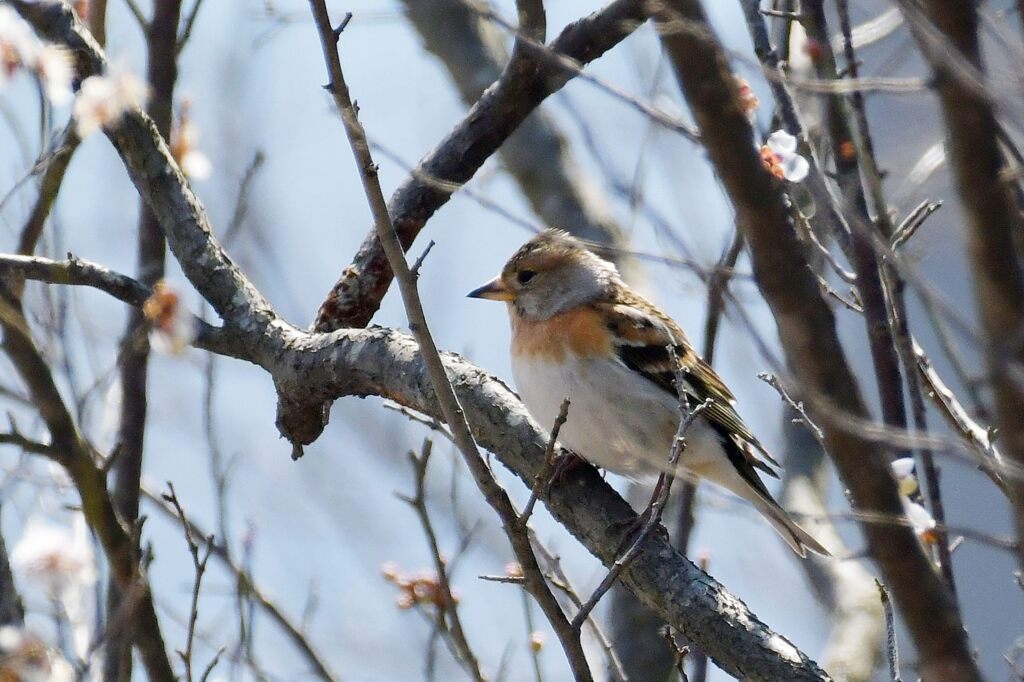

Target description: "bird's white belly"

left=511, top=353, right=722, bottom=477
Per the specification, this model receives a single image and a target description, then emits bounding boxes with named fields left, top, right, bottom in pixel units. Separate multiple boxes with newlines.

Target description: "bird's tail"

left=694, top=446, right=831, bottom=557
left=753, top=496, right=831, bottom=558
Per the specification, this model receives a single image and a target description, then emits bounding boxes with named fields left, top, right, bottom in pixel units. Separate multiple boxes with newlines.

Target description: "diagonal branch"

left=896, top=0, right=1024, bottom=579
left=309, top=3, right=591, bottom=677
left=14, top=3, right=830, bottom=676
left=398, top=0, right=639, bottom=278
left=310, top=0, right=646, bottom=334
left=650, top=1, right=980, bottom=680
left=10, top=0, right=275, bottom=333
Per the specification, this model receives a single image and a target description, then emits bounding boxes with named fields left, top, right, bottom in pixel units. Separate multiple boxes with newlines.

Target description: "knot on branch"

left=274, top=391, right=331, bottom=455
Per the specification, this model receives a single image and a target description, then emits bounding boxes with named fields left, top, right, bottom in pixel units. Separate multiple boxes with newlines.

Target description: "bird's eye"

left=517, top=270, right=536, bottom=285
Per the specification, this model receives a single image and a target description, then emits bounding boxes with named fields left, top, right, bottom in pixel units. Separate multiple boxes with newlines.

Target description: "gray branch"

left=10, top=3, right=830, bottom=678
left=399, top=0, right=640, bottom=280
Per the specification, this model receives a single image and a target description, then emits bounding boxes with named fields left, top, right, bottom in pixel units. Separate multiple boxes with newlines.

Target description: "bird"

left=468, top=229, right=829, bottom=557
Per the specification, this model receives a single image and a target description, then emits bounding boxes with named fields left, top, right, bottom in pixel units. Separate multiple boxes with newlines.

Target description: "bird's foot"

left=609, top=508, right=653, bottom=557
left=547, top=449, right=589, bottom=489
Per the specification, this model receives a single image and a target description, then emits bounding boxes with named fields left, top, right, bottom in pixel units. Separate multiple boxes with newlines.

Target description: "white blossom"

left=902, top=498, right=937, bottom=538
left=0, top=626, right=75, bottom=682
left=143, top=281, right=197, bottom=354
left=73, top=61, right=148, bottom=137
left=181, top=149, right=212, bottom=180
left=0, top=8, right=73, bottom=106
left=760, top=130, right=809, bottom=183
left=34, top=45, right=74, bottom=106
left=12, top=515, right=96, bottom=599
left=890, top=456, right=919, bottom=497
left=889, top=458, right=937, bottom=544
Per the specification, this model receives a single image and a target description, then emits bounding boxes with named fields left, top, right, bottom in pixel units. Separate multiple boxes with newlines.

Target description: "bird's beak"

left=467, top=276, right=513, bottom=301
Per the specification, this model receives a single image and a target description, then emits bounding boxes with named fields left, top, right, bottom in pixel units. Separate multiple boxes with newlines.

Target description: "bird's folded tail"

left=752, top=495, right=831, bottom=558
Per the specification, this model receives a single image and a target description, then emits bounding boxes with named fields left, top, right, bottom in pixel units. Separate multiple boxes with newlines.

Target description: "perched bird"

left=468, top=229, right=829, bottom=557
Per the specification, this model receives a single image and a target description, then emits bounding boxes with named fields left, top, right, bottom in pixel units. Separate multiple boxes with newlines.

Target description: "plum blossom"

left=0, top=8, right=73, bottom=105
left=34, top=46, right=74, bottom=106
left=760, top=130, right=809, bottom=183
left=143, top=281, right=198, bottom=354
left=0, top=627, right=74, bottom=682
left=73, top=61, right=148, bottom=137
left=12, top=516, right=96, bottom=599
left=381, top=562, right=457, bottom=610
left=890, top=458, right=937, bottom=545
left=734, top=76, right=759, bottom=121
left=171, top=99, right=213, bottom=180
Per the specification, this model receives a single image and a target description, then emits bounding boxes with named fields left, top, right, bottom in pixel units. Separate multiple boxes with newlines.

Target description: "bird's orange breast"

left=511, top=307, right=612, bottom=361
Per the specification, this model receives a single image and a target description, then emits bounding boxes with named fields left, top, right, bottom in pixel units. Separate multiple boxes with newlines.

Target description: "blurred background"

left=1, top=0, right=1021, bottom=680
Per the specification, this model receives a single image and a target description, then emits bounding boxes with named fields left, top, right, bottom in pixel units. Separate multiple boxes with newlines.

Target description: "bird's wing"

left=597, top=294, right=781, bottom=476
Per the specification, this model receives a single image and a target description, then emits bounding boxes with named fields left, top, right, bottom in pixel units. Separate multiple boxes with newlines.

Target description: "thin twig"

left=410, top=240, right=437, bottom=279
left=662, top=628, right=691, bottom=682
left=891, top=200, right=942, bottom=250
left=520, top=398, right=569, bottom=526
left=141, top=486, right=341, bottom=682
left=757, top=373, right=826, bottom=445
left=912, top=339, right=1007, bottom=490
left=399, top=439, right=484, bottom=681
left=529, top=540, right=629, bottom=682
left=308, top=3, right=592, bottom=678
left=163, top=483, right=214, bottom=682
left=571, top=391, right=712, bottom=631
left=382, top=402, right=455, bottom=442
left=876, top=581, right=901, bottom=682
left=123, top=0, right=149, bottom=29
left=176, top=0, right=207, bottom=52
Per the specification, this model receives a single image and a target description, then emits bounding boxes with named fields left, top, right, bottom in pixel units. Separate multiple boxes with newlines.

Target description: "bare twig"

left=123, top=0, right=148, bottom=30
left=520, top=398, right=570, bottom=526
left=662, top=629, right=691, bottom=682
left=757, top=373, right=825, bottom=445
left=176, top=0, right=207, bottom=52
left=162, top=483, right=214, bottom=682
left=891, top=201, right=942, bottom=250
left=913, top=339, right=1007, bottom=490
left=409, top=240, right=436, bottom=280
left=876, top=581, right=902, bottom=682
left=400, top=440, right=484, bottom=681
left=309, top=3, right=592, bottom=677
left=571, top=393, right=711, bottom=631
left=141, top=486, right=340, bottom=682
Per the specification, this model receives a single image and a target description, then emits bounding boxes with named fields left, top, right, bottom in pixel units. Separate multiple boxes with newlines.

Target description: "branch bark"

left=13, top=3, right=831, bottom=677
left=310, top=0, right=646, bottom=335
left=108, top=2, right=183, bottom=678
left=398, top=0, right=640, bottom=280
left=650, top=1, right=979, bottom=679
left=2, top=262, right=833, bottom=679
left=309, top=4, right=590, bottom=676
left=896, top=0, right=1024, bottom=578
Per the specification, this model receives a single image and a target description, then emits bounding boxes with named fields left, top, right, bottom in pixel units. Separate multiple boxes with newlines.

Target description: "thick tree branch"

left=897, top=0, right=1024, bottom=577
left=15, top=3, right=830, bottom=676
left=310, top=4, right=590, bottom=676
left=4, top=252, right=832, bottom=677
left=310, top=0, right=646, bottom=333
left=399, top=0, right=640, bottom=279
left=271, top=325, right=830, bottom=681
left=650, top=1, right=979, bottom=679
left=0, top=292, right=175, bottom=681
left=10, top=0, right=275, bottom=335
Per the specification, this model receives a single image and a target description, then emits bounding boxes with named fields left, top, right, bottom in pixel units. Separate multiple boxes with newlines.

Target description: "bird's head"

left=467, top=229, right=621, bottom=320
